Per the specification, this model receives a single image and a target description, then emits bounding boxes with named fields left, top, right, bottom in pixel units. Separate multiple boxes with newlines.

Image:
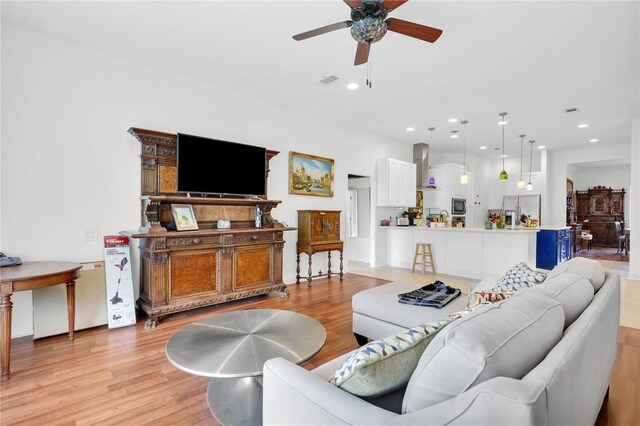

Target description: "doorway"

left=567, top=159, right=630, bottom=262
left=346, top=175, right=372, bottom=269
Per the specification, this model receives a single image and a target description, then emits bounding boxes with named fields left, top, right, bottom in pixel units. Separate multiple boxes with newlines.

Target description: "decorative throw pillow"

left=492, top=262, right=547, bottom=292
left=329, top=319, right=451, bottom=398
left=466, top=290, right=516, bottom=311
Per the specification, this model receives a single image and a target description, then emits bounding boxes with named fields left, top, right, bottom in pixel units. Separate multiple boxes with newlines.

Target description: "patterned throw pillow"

left=329, top=319, right=451, bottom=398
left=466, top=290, right=516, bottom=311
left=448, top=291, right=516, bottom=321
left=492, top=262, right=547, bottom=292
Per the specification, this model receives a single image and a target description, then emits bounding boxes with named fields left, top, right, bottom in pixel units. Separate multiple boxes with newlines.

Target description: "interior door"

left=348, top=189, right=358, bottom=238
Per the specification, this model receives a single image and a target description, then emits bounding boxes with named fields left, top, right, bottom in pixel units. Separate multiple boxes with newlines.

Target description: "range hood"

left=413, top=143, right=436, bottom=189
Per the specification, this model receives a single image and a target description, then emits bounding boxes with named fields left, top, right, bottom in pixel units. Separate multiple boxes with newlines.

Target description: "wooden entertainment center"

left=127, top=128, right=294, bottom=327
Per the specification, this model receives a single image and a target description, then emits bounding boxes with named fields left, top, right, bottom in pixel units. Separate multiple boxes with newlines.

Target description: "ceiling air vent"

left=565, top=107, right=580, bottom=114
left=319, top=75, right=339, bottom=84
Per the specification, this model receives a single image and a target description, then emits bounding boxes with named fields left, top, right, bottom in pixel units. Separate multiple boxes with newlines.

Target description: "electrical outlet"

left=84, top=229, right=98, bottom=241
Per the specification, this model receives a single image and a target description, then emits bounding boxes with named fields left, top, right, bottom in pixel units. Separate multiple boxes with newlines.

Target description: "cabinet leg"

left=144, top=317, right=159, bottom=329
left=307, top=253, right=313, bottom=287
left=295, top=253, right=301, bottom=285
left=278, top=288, right=290, bottom=298
left=340, top=250, right=344, bottom=281
left=327, top=251, right=332, bottom=278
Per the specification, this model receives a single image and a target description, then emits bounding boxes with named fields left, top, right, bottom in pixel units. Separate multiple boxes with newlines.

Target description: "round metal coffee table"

left=165, top=309, right=326, bottom=425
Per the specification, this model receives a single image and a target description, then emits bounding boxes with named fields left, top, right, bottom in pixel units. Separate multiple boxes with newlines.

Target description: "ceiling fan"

left=292, top=0, right=443, bottom=66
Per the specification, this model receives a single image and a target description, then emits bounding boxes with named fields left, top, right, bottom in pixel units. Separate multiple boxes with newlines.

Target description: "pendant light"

left=498, top=112, right=508, bottom=181
left=428, top=127, right=436, bottom=185
left=517, top=134, right=526, bottom=189
left=527, top=140, right=535, bottom=191
left=460, top=120, right=468, bottom=184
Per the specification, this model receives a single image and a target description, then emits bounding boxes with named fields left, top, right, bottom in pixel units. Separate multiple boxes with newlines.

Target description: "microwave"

left=452, top=198, right=466, bottom=215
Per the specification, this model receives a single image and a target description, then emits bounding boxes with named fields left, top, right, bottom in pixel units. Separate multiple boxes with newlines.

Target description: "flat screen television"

left=176, top=133, right=267, bottom=197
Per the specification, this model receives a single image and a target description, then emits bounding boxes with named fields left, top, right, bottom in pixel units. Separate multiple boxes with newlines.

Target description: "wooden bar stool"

left=412, top=243, right=436, bottom=274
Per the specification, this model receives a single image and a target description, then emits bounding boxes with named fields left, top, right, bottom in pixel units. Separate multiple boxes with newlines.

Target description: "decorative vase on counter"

left=495, top=220, right=505, bottom=229
left=484, top=220, right=493, bottom=230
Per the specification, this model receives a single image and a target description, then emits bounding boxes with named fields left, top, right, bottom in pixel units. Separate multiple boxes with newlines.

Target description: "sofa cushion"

left=523, top=273, right=594, bottom=327
left=547, top=257, right=606, bottom=292
left=492, top=262, right=547, bottom=292
left=402, top=292, right=564, bottom=412
left=329, top=319, right=451, bottom=398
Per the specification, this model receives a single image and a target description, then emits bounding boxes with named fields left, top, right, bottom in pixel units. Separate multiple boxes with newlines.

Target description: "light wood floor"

left=1, top=272, right=638, bottom=425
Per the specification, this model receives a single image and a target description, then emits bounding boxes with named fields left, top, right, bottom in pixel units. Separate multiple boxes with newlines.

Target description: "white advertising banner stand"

left=103, top=235, right=136, bottom=329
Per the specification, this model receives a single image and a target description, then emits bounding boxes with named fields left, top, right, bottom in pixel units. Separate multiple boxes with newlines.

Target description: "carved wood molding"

left=138, top=284, right=287, bottom=316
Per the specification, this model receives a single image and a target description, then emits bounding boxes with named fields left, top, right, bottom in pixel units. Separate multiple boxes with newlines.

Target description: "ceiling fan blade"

left=386, top=18, right=443, bottom=43
left=344, top=0, right=363, bottom=9
left=382, top=0, right=408, bottom=11
left=292, top=21, right=353, bottom=41
left=354, top=42, right=370, bottom=65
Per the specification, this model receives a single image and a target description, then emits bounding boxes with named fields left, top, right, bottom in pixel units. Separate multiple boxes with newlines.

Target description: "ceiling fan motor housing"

left=351, top=17, right=388, bottom=43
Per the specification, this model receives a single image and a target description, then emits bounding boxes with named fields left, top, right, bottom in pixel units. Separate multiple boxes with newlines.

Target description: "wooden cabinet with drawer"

left=133, top=226, right=293, bottom=327
left=296, top=210, right=344, bottom=286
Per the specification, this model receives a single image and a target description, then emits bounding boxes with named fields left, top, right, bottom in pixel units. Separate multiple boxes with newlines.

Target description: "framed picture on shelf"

left=289, top=151, right=334, bottom=197
left=170, top=204, right=199, bottom=231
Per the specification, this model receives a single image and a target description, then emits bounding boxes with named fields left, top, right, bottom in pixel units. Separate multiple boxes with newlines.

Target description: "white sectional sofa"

left=263, top=258, right=620, bottom=425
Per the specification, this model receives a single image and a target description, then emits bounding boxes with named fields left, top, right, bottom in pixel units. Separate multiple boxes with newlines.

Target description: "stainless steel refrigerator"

left=503, top=195, right=542, bottom=225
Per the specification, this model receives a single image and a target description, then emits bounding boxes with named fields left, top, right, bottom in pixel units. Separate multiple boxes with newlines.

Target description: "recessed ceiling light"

left=450, top=134, right=459, bottom=139
left=448, top=118, right=458, bottom=123
left=479, top=146, right=488, bottom=150
left=589, top=138, right=599, bottom=143
left=538, top=145, right=546, bottom=149
left=498, top=120, right=508, bottom=125
left=501, top=154, right=508, bottom=158
left=406, top=127, right=415, bottom=132
left=346, top=82, right=359, bottom=90
left=578, top=123, right=589, bottom=128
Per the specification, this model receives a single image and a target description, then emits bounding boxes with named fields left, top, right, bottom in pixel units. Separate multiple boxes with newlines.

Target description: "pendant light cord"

left=520, top=135, right=525, bottom=181
left=502, top=119, right=505, bottom=171
left=529, top=140, right=534, bottom=181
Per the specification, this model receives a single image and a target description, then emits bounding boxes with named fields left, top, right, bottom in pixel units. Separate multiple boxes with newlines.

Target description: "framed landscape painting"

left=289, top=151, right=334, bottom=197
left=170, top=204, right=199, bottom=231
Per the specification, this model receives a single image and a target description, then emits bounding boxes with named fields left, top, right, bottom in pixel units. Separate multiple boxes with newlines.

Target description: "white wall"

left=1, top=24, right=411, bottom=336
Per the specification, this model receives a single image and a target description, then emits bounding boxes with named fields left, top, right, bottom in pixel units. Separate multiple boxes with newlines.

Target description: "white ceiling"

left=3, top=1, right=639, bottom=158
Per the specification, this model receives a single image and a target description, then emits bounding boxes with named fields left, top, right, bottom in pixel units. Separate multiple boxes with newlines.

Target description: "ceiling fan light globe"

left=350, top=17, right=387, bottom=43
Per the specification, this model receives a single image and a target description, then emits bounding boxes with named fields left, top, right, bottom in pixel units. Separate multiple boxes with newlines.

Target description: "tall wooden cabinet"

left=296, top=210, right=344, bottom=286
left=127, top=128, right=295, bottom=327
left=575, top=186, right=625, bottom=247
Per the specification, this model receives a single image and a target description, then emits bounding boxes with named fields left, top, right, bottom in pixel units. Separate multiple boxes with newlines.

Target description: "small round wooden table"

left=0, top=261, right=82, bottom=377
left=165, top=309, right=326, bottom=425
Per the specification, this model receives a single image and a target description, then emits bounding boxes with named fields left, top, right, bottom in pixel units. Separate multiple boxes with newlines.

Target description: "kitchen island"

left=378, top=226, right=539, bottom=280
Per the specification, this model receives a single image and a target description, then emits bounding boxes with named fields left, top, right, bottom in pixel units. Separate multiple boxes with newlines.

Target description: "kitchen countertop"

left=380, top=226, right=540, bottom=233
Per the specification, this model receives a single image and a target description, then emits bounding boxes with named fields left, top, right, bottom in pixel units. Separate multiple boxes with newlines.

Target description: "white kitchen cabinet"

left=422, top=163, right=467, bottom=210
left=376, top=158, right=417, bottom=207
